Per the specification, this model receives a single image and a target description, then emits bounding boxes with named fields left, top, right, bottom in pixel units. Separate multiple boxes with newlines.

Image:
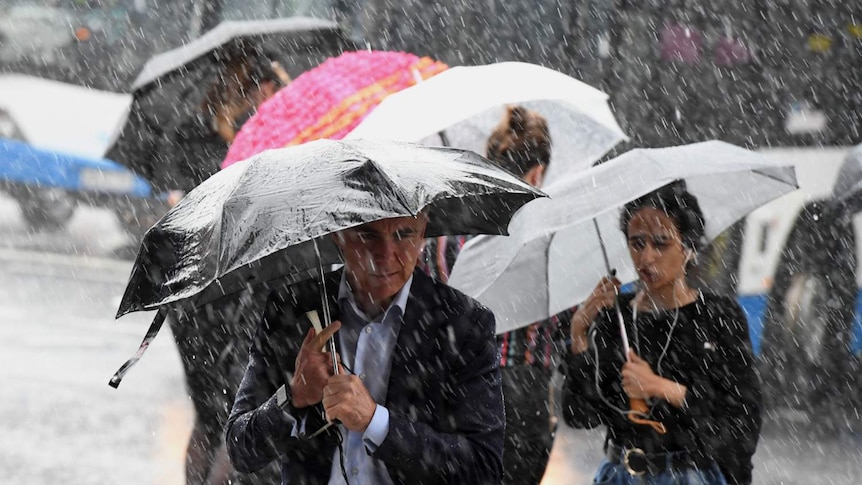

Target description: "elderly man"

left=225, top=213, right=504, bottom=484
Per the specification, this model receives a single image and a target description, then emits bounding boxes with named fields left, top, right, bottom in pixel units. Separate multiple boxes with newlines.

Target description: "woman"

left=172, top=56, right=287, bottom=196
left=425, top=106, right=561, bottom=484
left=563, top=182, right=761, bottom=485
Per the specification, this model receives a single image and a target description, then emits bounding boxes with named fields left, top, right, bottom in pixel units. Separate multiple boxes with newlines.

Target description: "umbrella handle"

left=628, top=397, right=667, bottom=434
left=108, top=307, right=168, bottom=388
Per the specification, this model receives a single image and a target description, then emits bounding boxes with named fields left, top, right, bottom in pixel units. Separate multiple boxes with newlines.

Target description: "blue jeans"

left=593, top=458, right=728, bottom=485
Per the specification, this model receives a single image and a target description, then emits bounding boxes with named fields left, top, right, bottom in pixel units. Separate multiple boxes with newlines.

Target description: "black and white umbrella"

left=110, top=139, right=545, bottom=387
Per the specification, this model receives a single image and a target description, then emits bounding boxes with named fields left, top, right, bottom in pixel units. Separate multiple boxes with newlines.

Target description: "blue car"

left=0, top=136, right=158, bottom=229
left=0, top=74, right=167, bottom=234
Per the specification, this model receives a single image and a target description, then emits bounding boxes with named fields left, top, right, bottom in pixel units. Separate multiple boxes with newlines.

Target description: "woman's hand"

left=622, top=351, right=687, bottom=408
left=570, top=275, right=621, bottom=354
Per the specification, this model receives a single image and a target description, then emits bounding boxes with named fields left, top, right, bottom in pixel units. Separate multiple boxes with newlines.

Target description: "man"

left=225, top=213, right=505, bottom=484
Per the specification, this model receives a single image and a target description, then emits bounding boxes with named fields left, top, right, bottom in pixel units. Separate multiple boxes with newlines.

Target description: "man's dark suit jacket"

left=225, top=268, right=505, bottom=484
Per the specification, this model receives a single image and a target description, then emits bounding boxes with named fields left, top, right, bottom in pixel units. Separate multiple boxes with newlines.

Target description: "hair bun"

left=507, top=106, right=529, bottom=133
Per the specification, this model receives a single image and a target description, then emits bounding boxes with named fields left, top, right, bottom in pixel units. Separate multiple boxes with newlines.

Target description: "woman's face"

left=626, top=207, right=690, bottom=294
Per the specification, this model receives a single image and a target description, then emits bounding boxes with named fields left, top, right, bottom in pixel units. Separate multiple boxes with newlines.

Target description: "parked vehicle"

left=737, top=147, right=862, bottom=431
left=0, top=74, right=165, bottom=235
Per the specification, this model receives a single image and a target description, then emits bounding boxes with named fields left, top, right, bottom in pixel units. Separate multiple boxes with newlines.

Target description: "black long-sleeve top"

left=562, top=292, right=762, bottom=485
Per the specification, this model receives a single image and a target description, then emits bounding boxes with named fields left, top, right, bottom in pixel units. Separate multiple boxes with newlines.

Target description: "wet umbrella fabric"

left=448, top=141, right=799, bottom=333
left=110, top=139, right=545, bottom=387
left=221, top=50, right=448, bottom=168
left=130, top=18, right=341, bottom=91
left=346, top=62, right=628, bottom=182
left=105, top=17, right=350, bottom=192
left=831, top=143, right=862, bottom=212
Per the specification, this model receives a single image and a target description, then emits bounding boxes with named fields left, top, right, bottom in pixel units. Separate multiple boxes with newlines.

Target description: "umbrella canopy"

left=131, top=17, right=343, bottom=91
left=448, top=141, right=799, bottom=333
left=345, top=62, right=628, bottom=182
left=222, top=51, right=448, bottom=168
left=118, top=139, right=545, bottom=318
left=831, top=143, right=862, bottom=212
left=109, top=139, right=543, bottom=388
left=105, top=17, right=352, bottom=193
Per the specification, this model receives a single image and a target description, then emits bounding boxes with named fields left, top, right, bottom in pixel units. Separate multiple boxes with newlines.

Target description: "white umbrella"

left=448, top=141, right=799, bottom=334
left=346, top=61, right=628, bottom=182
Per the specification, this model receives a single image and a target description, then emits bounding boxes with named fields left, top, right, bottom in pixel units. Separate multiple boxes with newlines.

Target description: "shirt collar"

left=337, top=270, right=413, bottom=323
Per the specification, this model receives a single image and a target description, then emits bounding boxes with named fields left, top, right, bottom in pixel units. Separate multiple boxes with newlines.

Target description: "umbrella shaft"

left=594, top=218, right=631, bottom=361
left=617, top=303, right=631, bottom=360
left=313, top=237, right=339, bottom=376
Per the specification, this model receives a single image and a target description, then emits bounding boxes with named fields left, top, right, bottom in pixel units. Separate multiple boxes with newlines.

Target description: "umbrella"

left=345, top=62, right=628, bottom=182
left=105, top=17, right=352, bottom=192
left=221, top=51, right=448, bottom=168
left=830, top=143, right=862, bottom=212
left=131, top=18, right=345, bottom=92
left=448, top=141, right=799, bottom=333
left=110, top=139, right=546, bottom=387
left=448, top=141, right=797, bottom=433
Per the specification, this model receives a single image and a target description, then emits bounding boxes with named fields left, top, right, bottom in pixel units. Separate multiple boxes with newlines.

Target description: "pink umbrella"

left=222, top=50, right=448, bottom=168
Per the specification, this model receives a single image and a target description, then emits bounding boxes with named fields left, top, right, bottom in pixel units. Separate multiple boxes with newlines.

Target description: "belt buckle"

left=623, top=447, right=648, bottom=476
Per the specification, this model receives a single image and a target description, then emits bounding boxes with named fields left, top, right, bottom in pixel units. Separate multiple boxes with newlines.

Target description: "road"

left=0, top=195, right=858, bottom=484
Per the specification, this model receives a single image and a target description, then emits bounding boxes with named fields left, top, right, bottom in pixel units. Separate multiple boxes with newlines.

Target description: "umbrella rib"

left=751, top=167, right=799, bottom=188
left=217, top=161, right=257, bottom=276
left=366, top=159, right=417, bottom=215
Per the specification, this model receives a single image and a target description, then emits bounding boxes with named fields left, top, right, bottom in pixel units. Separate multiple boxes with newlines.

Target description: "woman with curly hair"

left=563, top=182, right=762, bottom=485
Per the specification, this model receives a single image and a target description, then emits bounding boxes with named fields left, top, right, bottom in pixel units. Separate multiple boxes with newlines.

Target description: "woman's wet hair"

left=485, top=105, right=551, bottom=177
left=619, top=181, right=706, bottom=251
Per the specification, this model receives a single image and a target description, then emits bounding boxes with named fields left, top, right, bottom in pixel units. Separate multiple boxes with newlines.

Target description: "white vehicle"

left=0, top=74, right=163, bottom=233
left=737, top=146, right=861, bottom=430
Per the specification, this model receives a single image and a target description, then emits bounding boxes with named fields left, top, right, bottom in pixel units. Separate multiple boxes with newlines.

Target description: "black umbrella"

left=110, top=139, right=546, bottom=387
left=105, top=17, right=352, bottom=193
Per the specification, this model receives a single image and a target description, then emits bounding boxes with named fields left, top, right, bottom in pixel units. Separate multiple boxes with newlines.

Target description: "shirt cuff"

left=291, top=415, right=308, bottom=438
left=362, top=404, right=390, bottom=452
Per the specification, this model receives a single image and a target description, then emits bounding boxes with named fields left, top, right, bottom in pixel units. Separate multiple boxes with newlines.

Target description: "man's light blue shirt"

left=327, top=273, right=411, bottom=485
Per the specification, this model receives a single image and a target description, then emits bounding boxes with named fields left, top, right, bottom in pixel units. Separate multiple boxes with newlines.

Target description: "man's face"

left=333, top=215, right=428, bottom=307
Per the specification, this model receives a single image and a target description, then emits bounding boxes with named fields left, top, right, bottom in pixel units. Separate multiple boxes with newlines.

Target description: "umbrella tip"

left=108, top=375, right=121, bottom=389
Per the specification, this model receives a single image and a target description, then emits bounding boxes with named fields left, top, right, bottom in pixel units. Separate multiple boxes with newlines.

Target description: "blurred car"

left=0, top=74, right=166, bottom=234
left=735, top=147, right=862, bottom=432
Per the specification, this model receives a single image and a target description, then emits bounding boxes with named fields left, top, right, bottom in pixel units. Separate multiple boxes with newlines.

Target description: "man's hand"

left=290, top=321, right=341, bottom=408
left=322, top=372, right=377, bottom=433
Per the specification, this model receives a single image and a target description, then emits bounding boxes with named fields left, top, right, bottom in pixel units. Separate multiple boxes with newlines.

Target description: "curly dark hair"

left=485, top=105, right=551, bottom=177
left=619, top=180, right=706, bottom=251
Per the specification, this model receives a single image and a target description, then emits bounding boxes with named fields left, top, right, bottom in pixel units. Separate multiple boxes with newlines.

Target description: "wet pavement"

left=0, top=194, right=858, bottom=484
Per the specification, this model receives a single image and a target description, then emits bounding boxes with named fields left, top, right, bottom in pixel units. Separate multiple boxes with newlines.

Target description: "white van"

left=738, top=146, right=861, bottom=429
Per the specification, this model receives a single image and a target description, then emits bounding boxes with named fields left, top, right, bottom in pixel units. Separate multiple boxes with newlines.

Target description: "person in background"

left=167, top=57, right=289, bottom=205
left=169, top=57, right=289, bottom=485
left=424, top=105, right=561, bottom=484
left=562, top=182, right=762, bottom=485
